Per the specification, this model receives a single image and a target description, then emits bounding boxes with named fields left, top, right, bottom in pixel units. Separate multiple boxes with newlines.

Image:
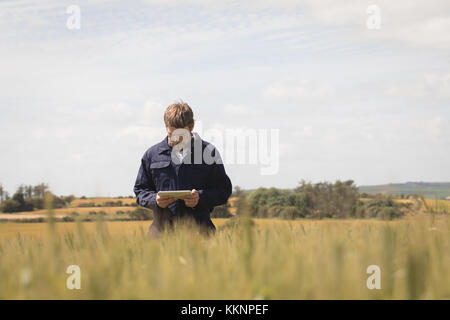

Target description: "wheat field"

left=0, top=215, right=449, bottom=299
left=424, top=199, right=450, bottom=213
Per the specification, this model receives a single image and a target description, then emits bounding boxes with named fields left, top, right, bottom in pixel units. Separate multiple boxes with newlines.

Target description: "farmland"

left=1, top=191, right=449, bottom=300
left=0, top=215, right=449, bottom=299
left=0, top=196, right=239, bottom=222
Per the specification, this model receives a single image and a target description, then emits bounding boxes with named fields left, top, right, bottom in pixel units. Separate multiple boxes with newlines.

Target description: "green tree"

left=3, top=187, right=34, bottom=212
left=0, top=199, right=21, bottom=213
left=33, top=183, right=49, bottom=198
left=247, top=187, right=307, bottom=218
left=294, top=180, right=359, bottom=218
left=211, top=203, right=232, bottom=218
left=130, top=207, right=153, bottom=220
left=25, top=185, right=33, bottom=198
left=233, top=186, right=243, bottom=197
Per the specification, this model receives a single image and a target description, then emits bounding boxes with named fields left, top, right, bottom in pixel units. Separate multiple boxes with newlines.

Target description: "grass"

left=0, top=216, right=449, bottom=299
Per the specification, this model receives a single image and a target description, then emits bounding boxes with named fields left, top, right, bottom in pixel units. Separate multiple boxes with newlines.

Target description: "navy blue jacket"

left=133, top=135, right=232, bottom=234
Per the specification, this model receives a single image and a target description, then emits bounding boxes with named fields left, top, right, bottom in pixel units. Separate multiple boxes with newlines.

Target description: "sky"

left=0, top=0, right=449, bottom=197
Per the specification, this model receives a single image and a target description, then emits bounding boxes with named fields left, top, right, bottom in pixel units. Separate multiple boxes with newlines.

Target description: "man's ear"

left=190, top=123, right=195, bottom=132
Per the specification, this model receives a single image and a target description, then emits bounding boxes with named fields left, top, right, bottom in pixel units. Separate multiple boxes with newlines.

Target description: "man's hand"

left=156, top=193, right=177, bottom=208
left=183, top=189, right=199, bottom=208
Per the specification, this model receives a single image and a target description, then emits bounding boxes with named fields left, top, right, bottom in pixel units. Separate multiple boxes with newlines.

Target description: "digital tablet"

left=158, top=190, right=192, bottom=198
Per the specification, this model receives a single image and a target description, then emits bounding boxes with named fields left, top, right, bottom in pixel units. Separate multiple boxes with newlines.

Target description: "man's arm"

left=196, top=161, right=232, bottom=211
left=133, top=155, right=158, bottom=209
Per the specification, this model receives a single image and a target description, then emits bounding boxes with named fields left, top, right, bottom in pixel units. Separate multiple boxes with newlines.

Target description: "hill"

left=358, top=182, right=450, bottom=199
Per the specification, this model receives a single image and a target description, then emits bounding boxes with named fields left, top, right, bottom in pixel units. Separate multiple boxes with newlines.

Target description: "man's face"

left=167, top=126, right=192, bottom=148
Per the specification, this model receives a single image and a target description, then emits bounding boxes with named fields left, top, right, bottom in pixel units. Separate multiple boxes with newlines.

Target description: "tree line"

left=0, top=183, right=75, bottom=213
left=242, top=180, right=409, bottom=220
left=0, top=181, right=412, bottom=220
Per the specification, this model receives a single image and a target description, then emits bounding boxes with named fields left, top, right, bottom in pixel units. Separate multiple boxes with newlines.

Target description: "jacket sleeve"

left=196, top=153, right=232, bottom=211
left=133, top=155, right=158, bottom=209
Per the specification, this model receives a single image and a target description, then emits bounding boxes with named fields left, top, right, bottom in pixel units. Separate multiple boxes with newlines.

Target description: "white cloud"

left=262, top=80, right=336, bottom=103
left=303, top=0, right=450, bottom=49
left=387, top=73, right=450, bottom=98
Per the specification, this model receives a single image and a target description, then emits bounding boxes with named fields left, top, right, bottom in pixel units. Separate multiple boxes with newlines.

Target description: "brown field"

left=0, top=196, right=438, bottom=224
left=25, top=206, right=132, bottom=215
left=359, top=197, right=414, bottom=204
left=0, top=196, right=241, bottom=221
left=70, top=197, right=136, bottom=207
left=0, top=206, right=134, bottom=221
left=424, top=198, right=450, bottom=213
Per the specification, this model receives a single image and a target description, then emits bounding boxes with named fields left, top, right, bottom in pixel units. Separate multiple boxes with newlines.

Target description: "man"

left=133, top=101, right=232, bottom=239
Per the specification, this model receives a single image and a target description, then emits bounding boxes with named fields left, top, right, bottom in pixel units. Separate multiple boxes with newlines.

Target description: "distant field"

left=424, top=199, right=450, bottom=213
left=70, top=197, right=238, bottom=208
left=70, top=197, right=136, bottom=207
left=359, top=182, right=450, bottom=199
left=0, top=206, right=135, bottom=221
left=0, top=196, right=440, bottom=223
left=0, top=196, right=240, bottom=221
left=21, top=206, right=132, bottom=215
left=359, top=197, right=414, bottom=203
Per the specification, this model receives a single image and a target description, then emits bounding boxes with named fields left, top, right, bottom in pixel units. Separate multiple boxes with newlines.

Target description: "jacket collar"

left=157, top=135, right=172, bottom=154
left=157, top=132, right=200, bottom=155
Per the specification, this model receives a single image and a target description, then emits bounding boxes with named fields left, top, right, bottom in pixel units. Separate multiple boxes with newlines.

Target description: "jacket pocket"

left=150, top=161, right=172, bottom=190
left=150, top=161, right=171, bottom=169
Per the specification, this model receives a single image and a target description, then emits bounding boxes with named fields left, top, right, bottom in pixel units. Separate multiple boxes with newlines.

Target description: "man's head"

left=164, top=101, right=194, bottom=147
